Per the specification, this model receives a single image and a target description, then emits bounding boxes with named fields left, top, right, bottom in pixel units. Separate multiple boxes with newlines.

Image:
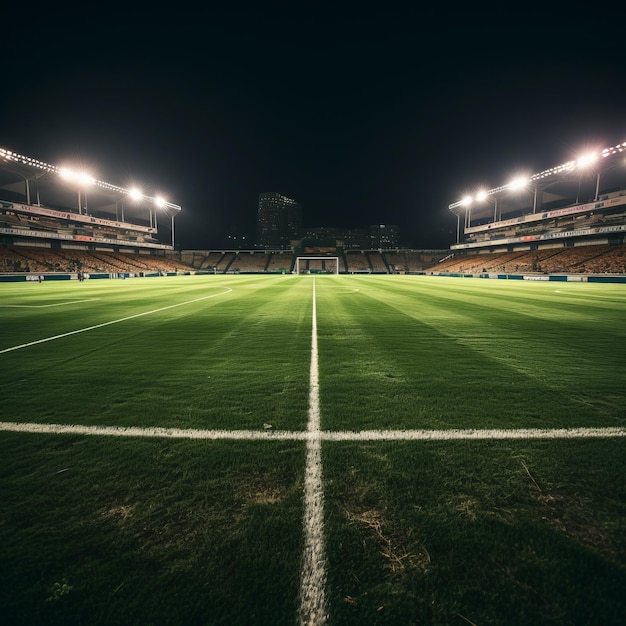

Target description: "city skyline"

left=255, top=191, right=403, bottom=251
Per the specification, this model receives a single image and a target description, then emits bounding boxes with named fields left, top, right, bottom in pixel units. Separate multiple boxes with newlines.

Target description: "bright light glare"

left=128, top=187, right=143, bottom=201
left=154, top=196, right=167, bottom=208
left=461, top=195, right=473, bottom=205
left=475, top=190, right=488, bottom=202
left=59, top=167, right=95, bottom=186
left=577, top=152, right=598, bottom=169
left=508, top=176, right=528, bottom=190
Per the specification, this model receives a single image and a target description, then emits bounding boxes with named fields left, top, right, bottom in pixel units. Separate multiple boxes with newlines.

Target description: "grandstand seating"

left=366, top=251, right=388, bottom=272
left=430, top=243, right=626, bottom=275
left=230, top=252, right=268, bottom=272
left=1, top=243, right=625, bottom=276
left=265, top=252, right=294, bottom=273
left=345, top=250, right=371, bottom=272
left=0, top=247, right=194, bottom=274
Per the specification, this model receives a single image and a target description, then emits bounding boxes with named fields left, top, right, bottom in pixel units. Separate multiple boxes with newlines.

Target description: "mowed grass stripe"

left=1, top=274, right=624, bottom=625
left=0, top=275, right=265, bottom=349
left=315, top=275, right=626, bottom=430
left=0, top=287, right=233, bottom=354
left=0, top=275, right=313, bottom=430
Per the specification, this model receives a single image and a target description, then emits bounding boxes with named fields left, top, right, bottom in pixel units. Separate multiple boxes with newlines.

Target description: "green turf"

left=1, top=274, right=624, bottom=624
left=324, top=438, right=625, bottom=625
left=317, top=275, right=625, bottom=430
left=1, top=275, right=312, bottom=430
left=0, top=433, right=304, bottom=625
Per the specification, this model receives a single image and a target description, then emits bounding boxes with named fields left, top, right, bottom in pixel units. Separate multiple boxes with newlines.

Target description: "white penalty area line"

left=0, top=288, right=232, bottom=354
left=0, top=422, right=624, bottom=441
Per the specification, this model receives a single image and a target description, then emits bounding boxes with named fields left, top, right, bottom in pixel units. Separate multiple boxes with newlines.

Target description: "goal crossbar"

left=295, top=256, right=340, bottom=275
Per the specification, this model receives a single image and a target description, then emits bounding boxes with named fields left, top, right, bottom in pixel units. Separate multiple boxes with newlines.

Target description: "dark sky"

left=1, top=6, right=625, bottom=249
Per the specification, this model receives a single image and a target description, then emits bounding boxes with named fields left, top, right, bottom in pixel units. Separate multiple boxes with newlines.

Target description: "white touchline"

left=299, top=277, right=328, bottom=626
left=0, top=288, right=232, bottom=354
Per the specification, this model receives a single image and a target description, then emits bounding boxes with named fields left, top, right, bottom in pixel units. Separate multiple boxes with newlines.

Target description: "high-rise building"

left=256, top=192, right=302, bottom=249
left=370, top=224, right=399, bottom=249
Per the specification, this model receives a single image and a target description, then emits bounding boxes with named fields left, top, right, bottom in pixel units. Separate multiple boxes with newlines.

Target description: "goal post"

left=295, top=256, right=340, bottom=275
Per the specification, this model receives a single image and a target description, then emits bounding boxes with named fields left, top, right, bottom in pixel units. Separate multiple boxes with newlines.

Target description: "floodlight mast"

left=1, top=146, right=182, bottom=249
left=447, top=139, right=626, bottom=236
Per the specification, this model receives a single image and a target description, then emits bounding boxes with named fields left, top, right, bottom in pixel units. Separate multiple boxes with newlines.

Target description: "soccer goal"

left=294, top=257, right=340, bottom=275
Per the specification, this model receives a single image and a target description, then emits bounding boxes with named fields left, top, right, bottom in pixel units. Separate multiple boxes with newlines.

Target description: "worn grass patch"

left=0, top=433, right=305, bottom=625
left=324, top=438, right=626, bottom=625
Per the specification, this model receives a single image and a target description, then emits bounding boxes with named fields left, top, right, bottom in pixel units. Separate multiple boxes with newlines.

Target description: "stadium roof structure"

left=0, top=146, right=181, bottom=229
left=448, top=140, right=626, bottom=225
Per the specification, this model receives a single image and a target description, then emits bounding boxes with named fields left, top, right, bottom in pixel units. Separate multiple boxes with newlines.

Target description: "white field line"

left=0, top=288, right=232, bottom=354
left=3, top=277, right=625, bottom=625
left=320, top=426, right=626, bottom=441
left=0, top=299, right=100, bottom=308
left=0, top=422, right=308, bottom=439
left=0, top=422, right=624, bottom=441
left=299, top=277, right=328, bottom=626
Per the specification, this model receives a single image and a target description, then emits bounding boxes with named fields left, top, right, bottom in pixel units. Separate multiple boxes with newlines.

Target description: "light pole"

left=59, top=168, right=95, bottom=215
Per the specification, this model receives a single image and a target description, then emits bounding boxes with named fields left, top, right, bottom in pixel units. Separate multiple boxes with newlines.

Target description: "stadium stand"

left=265, top=251, right=294, bottom=273
left=428, top=243, right=626, bottom=275
left=366, top=250, right=388, bottom=273
left=230, top=251, right=269, bottom=273
left=345, top=250, right=371, bottom=272
left=2, top=143, right=626, bottom=281
left=0, top=246, right=194, bottom=275
left=435, top=141, right=626, bottom=279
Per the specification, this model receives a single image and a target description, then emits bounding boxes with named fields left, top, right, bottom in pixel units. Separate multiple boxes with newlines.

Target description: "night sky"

left=1, top=6, right=625, bottom=250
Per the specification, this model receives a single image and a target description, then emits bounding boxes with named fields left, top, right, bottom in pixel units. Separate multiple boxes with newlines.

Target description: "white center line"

left=299, top=277, right=328, bottom=626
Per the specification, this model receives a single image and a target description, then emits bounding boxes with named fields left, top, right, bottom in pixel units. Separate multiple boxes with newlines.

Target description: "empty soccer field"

left=1, top=274, right=624, bottom=625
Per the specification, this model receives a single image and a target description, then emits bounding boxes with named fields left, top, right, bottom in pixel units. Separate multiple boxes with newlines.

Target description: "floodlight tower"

left=1, top=146, right=183, bottom=249
left=577, top=143, right=626, bottom=201
left=115, top=187, right=144, bottom=222
left=154, top=196, right=176, bottom=248
left=59, top=167, right=96, bottom=214
left=0, top=147, right=56, bottom=206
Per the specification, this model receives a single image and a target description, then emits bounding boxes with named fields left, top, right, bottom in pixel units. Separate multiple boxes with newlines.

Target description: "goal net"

left=295, top=257, right=340, bottom=275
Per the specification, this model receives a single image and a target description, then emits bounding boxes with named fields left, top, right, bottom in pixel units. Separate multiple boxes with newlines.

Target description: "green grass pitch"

left=1, top=274, right=624, bottom=625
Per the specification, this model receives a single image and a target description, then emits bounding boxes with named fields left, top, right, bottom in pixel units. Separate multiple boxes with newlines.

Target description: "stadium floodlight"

left=475, top=189, right=489, bottom=202
left=447, top=137, right=626, bottom=226
left=575, top=150, right=603, bottom=202
left=1, top=145, right=183, bottom=248
left=0, top=146, right=183, bottom=213
left=59, top=167, right=95, bottom=186
left=128, top=187, right=143, bottom=202
left=578, top=147, right=626, bottom=201
left=507, top=175, right=528, bottom=191
left=576, top=151, right=598, bottom=170
left=59, top=167, right=96, bottom=214
left=152, top=195, right=175, bottom=247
